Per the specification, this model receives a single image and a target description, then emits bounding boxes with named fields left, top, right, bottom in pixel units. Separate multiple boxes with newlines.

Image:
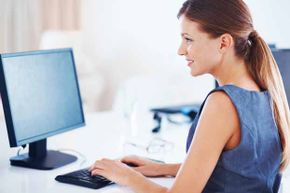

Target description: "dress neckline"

left=221, top=84, right=268, bottom=94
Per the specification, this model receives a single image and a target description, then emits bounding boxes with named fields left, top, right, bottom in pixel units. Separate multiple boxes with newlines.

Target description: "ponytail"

left=247, top=30, right=290, bottom=171
left=178, top=0, right=290, bottom=172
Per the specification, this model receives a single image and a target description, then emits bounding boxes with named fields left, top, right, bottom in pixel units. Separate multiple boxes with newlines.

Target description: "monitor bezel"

left=0, top=48, right=85, bottom=147
left=271, top=48, right=290, bottom=107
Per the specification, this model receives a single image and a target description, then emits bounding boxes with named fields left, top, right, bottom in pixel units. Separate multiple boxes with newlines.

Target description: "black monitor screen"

left=272, top=49, right=290, bottom=108
left=0, top=48, right=85, bottom=147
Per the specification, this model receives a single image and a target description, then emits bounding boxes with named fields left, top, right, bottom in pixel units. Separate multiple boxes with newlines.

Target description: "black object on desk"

left=150, top=104, right=201, bottom=133
left=55, top=168, right=113, bottom=189
left=55, top=159, right=164, bottom=189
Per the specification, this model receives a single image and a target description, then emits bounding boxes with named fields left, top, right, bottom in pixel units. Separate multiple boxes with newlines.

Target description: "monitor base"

left=10, top=150, right=77, bottom=170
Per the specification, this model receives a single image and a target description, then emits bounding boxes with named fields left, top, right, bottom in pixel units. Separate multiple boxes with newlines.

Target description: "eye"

left=184, top=37, right=193, bottom=44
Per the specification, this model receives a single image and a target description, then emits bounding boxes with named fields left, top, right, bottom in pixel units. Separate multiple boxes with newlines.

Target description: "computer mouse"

left=124, top=162, right=139, bottom=167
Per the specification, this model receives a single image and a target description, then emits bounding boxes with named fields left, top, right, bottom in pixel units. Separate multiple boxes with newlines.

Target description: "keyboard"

left=55, top=168, right=114, bottom=189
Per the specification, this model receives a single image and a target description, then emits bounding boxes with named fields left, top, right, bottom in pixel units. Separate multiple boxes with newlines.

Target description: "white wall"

left=81, top=0, right=290, bottom=110
left=245, top=0, right=290, bottom=48
left=81, top=0, right=214, bottom=110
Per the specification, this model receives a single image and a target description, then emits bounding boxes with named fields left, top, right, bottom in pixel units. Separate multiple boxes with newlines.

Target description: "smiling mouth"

left=187, top=61, right=194, bottom=66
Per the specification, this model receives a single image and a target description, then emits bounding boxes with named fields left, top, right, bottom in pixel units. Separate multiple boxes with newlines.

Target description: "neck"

left=211, top=55, right=254, bottom=87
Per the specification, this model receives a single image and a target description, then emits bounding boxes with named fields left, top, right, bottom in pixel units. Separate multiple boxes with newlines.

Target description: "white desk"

left=0, top=112, right=289, bottom=193
left=0, top=112, right=188, bottom=193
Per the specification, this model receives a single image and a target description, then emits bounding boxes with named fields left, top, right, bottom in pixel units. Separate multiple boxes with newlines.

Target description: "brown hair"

left=178, top=0, right=290, bottom=171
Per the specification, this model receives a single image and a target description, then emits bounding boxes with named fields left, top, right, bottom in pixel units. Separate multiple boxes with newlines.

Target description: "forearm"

left=124, top=163, right=181, bottom=193
left=158, top=163, right=181, bottom=177
left=128, top=172, right=168, bottom=193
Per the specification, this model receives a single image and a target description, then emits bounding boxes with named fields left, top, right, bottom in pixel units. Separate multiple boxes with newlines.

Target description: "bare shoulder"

left=205, top=91, right=235, bottom=111
left=196, top=90, right=240, bottom=144
left=170, top=91, right=241, bottom=193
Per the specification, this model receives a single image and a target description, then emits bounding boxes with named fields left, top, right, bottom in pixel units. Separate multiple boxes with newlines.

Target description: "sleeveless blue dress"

left=186, top=85, right=282, bottom=193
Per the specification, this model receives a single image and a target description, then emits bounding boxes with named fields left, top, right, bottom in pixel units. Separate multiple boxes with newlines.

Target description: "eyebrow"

left=181, top=33, right=191, bottom=37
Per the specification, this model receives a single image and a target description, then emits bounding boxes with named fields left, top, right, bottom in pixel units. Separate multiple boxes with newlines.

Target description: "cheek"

left=199, top=43, right=221, bottom=67
left=205, top=49, right=220, bottom=66
left=189, top=43, right=221, bottom=75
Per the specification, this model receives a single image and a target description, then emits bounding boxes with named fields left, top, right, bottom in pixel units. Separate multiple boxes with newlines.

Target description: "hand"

left=121, top=155, right=164, bottom=177
left=89, top=158, right=140, bottom=186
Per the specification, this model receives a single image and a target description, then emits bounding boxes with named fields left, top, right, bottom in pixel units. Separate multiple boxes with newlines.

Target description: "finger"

left=121, top=155, right=136, bottom=162
left=89, top=160, right=106, bottom=171
left=129, top=164, right=147, bottom=172
left=121, top=160, right=139, bottom=166
left=121, top=156, right=142, bottom=165
left=93, top=159, right=118, bottom=171
left=121, top=157, right=133, bottom=163
left=91, top=168, right=106, bottom=176
left=89, top=160, right=100, bottom=171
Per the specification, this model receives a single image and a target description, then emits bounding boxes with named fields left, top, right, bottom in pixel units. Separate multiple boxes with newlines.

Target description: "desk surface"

left=0, top=112, right=187, bottom=193
left=0, top=112, right=289, bottom=193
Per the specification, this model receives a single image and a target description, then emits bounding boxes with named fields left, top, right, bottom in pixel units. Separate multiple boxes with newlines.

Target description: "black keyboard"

left=55, top=168, right=114, bottom=189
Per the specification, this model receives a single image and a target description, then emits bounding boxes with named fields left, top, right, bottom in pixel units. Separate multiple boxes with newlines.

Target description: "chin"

left=190, top=70, right=204, bottom=77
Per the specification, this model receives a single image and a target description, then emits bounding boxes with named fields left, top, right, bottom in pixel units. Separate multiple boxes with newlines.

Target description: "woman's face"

left=178, top=16, right=222, bottom=77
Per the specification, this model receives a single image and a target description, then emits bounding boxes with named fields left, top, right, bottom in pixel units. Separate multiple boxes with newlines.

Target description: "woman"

left=90, top=0, right=290, bottom=192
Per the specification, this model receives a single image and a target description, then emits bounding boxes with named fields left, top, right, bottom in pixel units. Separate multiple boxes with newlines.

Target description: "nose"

left=177, top=43, right=187, bottom=56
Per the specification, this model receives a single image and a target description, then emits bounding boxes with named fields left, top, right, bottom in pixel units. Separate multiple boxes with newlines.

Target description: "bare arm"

left=91, top=91, right=240, bottom=193
left=159, top=163, right=181, bottom=177
left=121, top=155, right=181, bottom=177
left=126, top=91, right=240, bottom=193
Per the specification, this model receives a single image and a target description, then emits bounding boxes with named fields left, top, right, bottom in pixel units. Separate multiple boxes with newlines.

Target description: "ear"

left=219, top=33, right=233, bottom=53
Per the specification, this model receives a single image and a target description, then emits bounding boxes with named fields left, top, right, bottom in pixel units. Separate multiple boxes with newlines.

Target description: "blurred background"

left=0, top=0, right=289, bottom=113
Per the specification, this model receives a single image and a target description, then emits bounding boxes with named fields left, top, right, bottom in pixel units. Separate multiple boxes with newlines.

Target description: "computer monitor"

left=0, top=48, right=85, bottom=170
left=272, top=48, right=290, bottom=108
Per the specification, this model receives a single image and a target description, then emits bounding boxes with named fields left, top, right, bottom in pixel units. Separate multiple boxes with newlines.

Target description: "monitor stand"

left=10, top=139, right=77, bottom=170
